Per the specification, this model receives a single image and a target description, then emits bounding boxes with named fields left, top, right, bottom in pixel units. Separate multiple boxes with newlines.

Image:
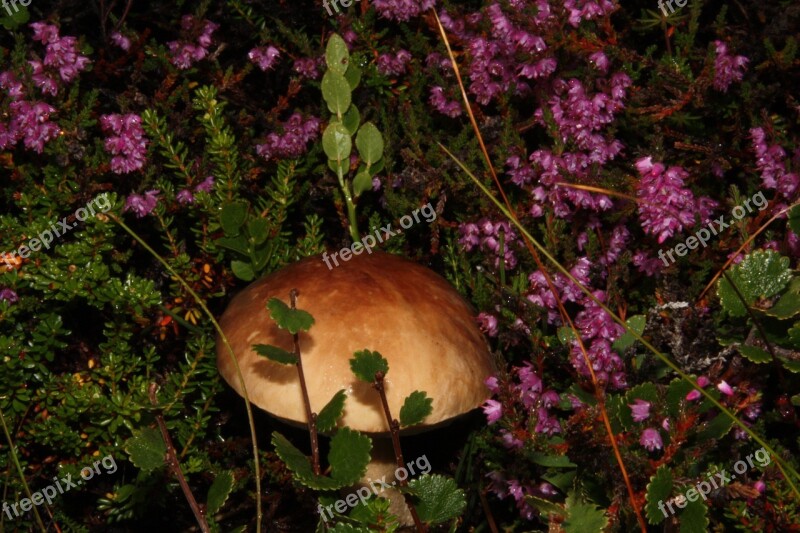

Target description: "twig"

left=373, top=372, right=426, bottom=532
left=148, top=383, right=210, bottom=533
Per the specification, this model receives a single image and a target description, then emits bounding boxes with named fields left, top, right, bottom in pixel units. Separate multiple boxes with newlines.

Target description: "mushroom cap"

left=216, top=251, right=494, bottom=434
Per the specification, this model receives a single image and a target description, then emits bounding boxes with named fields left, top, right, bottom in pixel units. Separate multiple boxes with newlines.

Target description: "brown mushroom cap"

left=217, top=251, right=494, bottom=434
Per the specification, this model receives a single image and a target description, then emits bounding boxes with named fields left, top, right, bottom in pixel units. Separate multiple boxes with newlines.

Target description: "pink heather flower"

left=632, top=250, right=663, bottom=277
left=0, top=288, right=19, bottom=304
left=372, top=0, right=435, bottom=22
left=293, top=57, right=322, bottom=80
left=168, top=15, right=219, bottom=69
left=100, top=113, right=148, bottom=174
left=686, top=389, right=702, bottom=401
left=176, top=189, right=194, bottom=204
left=195, top=175, right=215, bottom=193
left=563, top=0, right=616, bottom=27
left=30, top=22, right=60, bottom=44
left=0, top=71, right=24, bottom=100
left=110, top=32, right=132, bottom=51
left=717, top=380, right=734, bottom=396
left=377, top=50, right=412, bottom=76
left=477, top=312, right=499, bottom=337
left=458, top=219, right=519, bottom=269
left=124, top=190, right=160, bottom=218
left=28, top=60, right=58, bottom=97
left=1, top=101, right=60, bottom=153
left=754, top=480, right=766, bottom=494
left=635, top=157, right=716, bottom=243
left=429, top=86, right=462, bottom=117
left=482, top=399, right=503, bottom=424
left=640, top=428, right=663, bottom=452
left=629, top=399, right=651, bottom=422
left=713, top=41, right=748, bottom=92
left=589, top=51, right=609, bottom=73
left=750, top=127, right=799, bottom=199
left=27, top=22, right=90, bottom=93
left=484, top=375, right=499, bottom=393
left=249, top=46, right=280, bottom=71
left=661, top=418, right=670, bottom=432
left=256, top=113, right=320, bottom=161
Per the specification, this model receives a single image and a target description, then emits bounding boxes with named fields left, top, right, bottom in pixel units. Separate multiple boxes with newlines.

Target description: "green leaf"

left=349, top=497, right=396, bottom=529
left=253, top=344, right=297, bottom=365
left=737, top=344, right=772, bottom=364
left=764, top=278, right=800, bottom=319
left=329, top=428, right=372, bottom=485
left=341, top=104, right=361, bottom=135
left=215, top=235, right=249, bottom=254
left=399, top=391, right=433, bottom=427
left=248, top=218, right=270, bottom=245
left=220, top=202, right=248, bottom=236
left=321, top=71, right=352, bottom=117
left=322, top=122, right=352, bottom=163
left=542, top=470, right=576, bottom=493
left=206, top=471, right=234, bottom=515
left=272, top=432, right=342, bottom=490
left=557, top=327, right=576, bottom=345
left=679, top=497, right=709, bottom=533
left=563, top=492, right=609, bottom=533
left=266, top=297, right=315, bottom=334
left=645, top=466, right=673, bottom=524
left=125, top=428, right=166, bottom=472
left=717, top=250, right=792, bottom=317
left=325, top=33, right=349, bottom=75
left=344, top=63, right=362, bottom=90
left=317, top=390, right=347, bottom=433
left=698, top=413, right=734, bottom=441
left=353, top=171, right=373, bottom=196
left=525, top=496, right=566, bottom=518
left=230, top=260, right=254, bottom=281
left=666, top=378, right=695, bottom=417
left=355, top=122, right=384, bottom=166
left=0, top=4, right=29, bottom=30
left=329, top=524, right=371, bottom=533
left=408, top=474, right=466, bottom=525
left=788, top=204, right=800, bottom=234
left=612, top=315, right=647, bottom=352
left=530, top=453, right=577, bottom=468
left=779, top=356, right=800, bottom=373
left=350, top=350, right=389, bottom=382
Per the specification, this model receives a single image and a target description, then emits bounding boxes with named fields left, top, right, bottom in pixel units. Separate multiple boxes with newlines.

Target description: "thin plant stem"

left=110, top=214, right=263, bottom=533
left=0, top=407, right=47, bottom=532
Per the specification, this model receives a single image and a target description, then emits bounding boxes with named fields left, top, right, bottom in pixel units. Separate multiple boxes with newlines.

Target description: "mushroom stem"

left=373, top=372, right=426, bottom=532
left=290, top=289, right=321, bottom=476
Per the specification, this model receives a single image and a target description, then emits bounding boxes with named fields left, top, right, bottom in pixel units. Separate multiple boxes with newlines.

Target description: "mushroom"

left=216, top=250, right=494, bottom=525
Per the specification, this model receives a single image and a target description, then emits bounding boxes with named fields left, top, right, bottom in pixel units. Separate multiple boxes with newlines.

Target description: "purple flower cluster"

left=712, top=41, right=748, bottom=93
left=100, top=113, right=148, bottom=174
left=376, top=50, right=412, bottom=76
left=29, top=22, right=91, bottom=96
left=372, top=0, right=435, bottom=22
left=635, top=157, right=717, bottom=243
left=428, top=86, right=461, bottom=117
left=458, top=219, right=520, bottom=269
left=0, top=288, right=19, bottom=305
left=750, top=127, right=799, bottom=199
left=476, top=312, right=499, bottom=337
left=177, top=176, right=215, bottom=204
left=487, top=471, right=558, bottom=521
left=255, top=113, right=321, bottom=161
left=563, top=0, right=616, bottom=27
left=248, top=46, right=280, bottom=72
left=570, top=296, right=627, bottom=389
left=167, top=15, right=219, bottom=70
left=124, top=190, right=160, bottom=218
left=110, top=32, right=132, bottom=51
left=293, top=57, right=323, bottom=80
left=0, top=100, right=60, bottom=153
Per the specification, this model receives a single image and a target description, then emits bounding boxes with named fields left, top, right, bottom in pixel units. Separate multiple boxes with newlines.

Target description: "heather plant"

left=0, top=0, right=798, bottom=531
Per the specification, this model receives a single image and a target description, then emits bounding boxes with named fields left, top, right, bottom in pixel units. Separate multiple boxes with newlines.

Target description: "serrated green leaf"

left=266, top=298, right=315, bottom=334
left=666, top=378, right=695, bottom=417
left=679, top=497, right=709, bottom=533
left=764, top=278, right=800, bottom=319
left=408, top=474, right=466, bottom=525
left=563, top=492, right=608, bottom=533
left=322, top=122, right=352, bottom=163
left=717, top=250, right=792, bottom=317
left=325, top=33, right=349, bottom=75
left=341, top=104, right=361, bottom=135
left=350, top=350, right=389, bottom=382
left=272, top=432, right=342, bottom=490
left=321, top=71, right=351, bottom=117
left=645, top=466, right=673, bottom=524
left=253, top=344, right=297, bottom=365
left=317, top=390, right=347, bottom=433
left=399, top=391, right=433, bottom=427
left=207, top=471, right=234, bottom=515
left=542, top=470, right=576, bottom=493
left=530, top=453, right=577, bottom=468
left=612, top=315, right=647, bottom=352
left=788, top=204, right=800, bottom=234
left=329, top=428, right=372, bottom=485
left=525, top=495, right=566, bottom=518
left=737, top=344, right=772, bottom=364
left=779, top=356, right=800, bottom=373
left=0, top=5, right=29, bottom=29
left=231, top=260, right=254, bottom=281
left=353, top=171, right=373, bottom=197
left=125, top=428, right=166, bottom=472
left=355, top=122, right=384, bottom=166
left=221, top=202, right=248, bottom=235
left=698, top=413, right=734, bottom=441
